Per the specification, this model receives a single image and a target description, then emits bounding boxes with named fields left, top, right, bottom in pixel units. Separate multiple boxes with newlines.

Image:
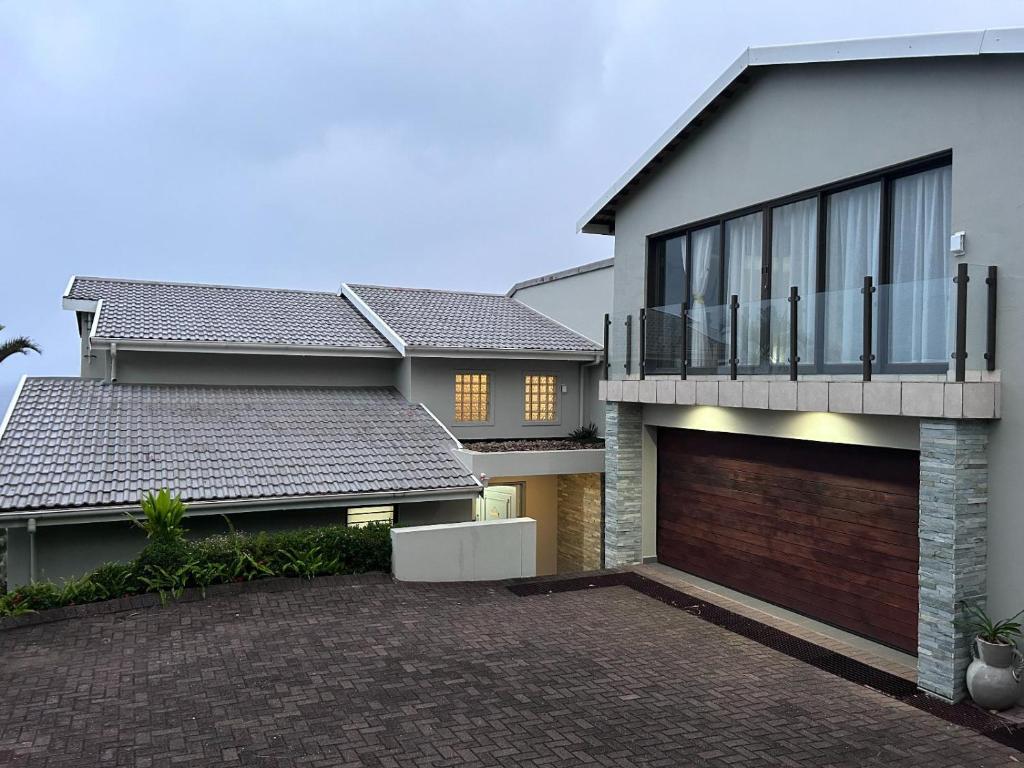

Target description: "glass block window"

left=346, top=506, right=394, bottom=528
left=524, top=374, right=558, bottom=422
left=454, top=373, right=490, bottom=422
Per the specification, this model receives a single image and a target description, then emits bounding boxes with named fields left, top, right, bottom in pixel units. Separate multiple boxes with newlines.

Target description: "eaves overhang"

left=577, top=26, right=1024, bottom=235
left=0, top=485, right=483, bottom=527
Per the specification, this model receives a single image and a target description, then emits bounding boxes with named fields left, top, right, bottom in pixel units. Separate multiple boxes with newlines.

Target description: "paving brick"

left=0, top=575, right=1015, bottom=766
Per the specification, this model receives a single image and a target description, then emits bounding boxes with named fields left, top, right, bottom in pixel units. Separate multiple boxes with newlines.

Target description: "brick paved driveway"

left=0, top=575, right=1016, bottom=767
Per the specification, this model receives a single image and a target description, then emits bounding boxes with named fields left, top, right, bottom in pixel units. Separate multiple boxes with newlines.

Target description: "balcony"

left=601, top=263, right=1000, bottom=419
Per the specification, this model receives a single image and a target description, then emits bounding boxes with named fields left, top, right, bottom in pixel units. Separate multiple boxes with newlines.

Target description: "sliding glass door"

left=888, top=165, right=952, bottom=366
left=645, top=154, right=953, bottom=376
left=769, top=198, right=817, bottom=367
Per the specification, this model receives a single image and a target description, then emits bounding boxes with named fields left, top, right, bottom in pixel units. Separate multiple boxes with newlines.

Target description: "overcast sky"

left=2, top=1, right=1022, bottom=404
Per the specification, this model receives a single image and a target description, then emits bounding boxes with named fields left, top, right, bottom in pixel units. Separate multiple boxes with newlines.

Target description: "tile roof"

left=345, top=284, right=602, bottom=353
left=66, top=277, right=393, bottom=350
left=0, top=379, right=477, bottom=515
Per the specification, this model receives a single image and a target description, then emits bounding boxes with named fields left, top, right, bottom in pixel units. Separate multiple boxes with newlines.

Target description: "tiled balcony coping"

left=599, top=375, right=1000, bottom=420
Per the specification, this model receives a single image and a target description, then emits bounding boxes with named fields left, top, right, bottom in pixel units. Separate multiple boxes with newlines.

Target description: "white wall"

left=391, top=517, right=537, bottom=581
left=511, top=262, right=613, bottom=344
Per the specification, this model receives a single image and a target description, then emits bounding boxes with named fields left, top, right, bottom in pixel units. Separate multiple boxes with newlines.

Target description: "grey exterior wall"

left=4, top=498, right=473, bottom=587
left=606, top=55, right=1024, bottom=624
left=109, top=350, right=399, bottom=387
left=511, top=264, right=613, bottom=344
left=408, top=357, right=588, bottom=441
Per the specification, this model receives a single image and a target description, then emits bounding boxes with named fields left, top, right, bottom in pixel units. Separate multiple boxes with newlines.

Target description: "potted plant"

left=958, top=600, right=1024, bottom=711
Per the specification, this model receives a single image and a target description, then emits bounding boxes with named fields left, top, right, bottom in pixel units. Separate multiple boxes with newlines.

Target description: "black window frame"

left=644, top=150, right=953, bottom=376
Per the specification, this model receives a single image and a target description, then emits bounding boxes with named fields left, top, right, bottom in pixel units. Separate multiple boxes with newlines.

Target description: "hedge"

left=0, top=522, right=392, bottom=617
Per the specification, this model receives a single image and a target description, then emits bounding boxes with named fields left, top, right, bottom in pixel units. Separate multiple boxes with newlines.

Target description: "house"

left=582, top=28, right=1023, bottom=704
left=0, top=262, right=610, bottom=586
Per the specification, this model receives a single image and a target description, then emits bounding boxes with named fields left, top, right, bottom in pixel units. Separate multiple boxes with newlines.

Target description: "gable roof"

left=64, top=276, right=396, bottom=354
left=342, top=283, right=602, bottom=358
left=0, top=378, right=478, bottom=519
left=578, top=27, right=1024, bottom=235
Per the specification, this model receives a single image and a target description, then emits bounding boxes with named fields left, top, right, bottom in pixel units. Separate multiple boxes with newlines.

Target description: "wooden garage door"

left=657, top=428, right=919, bottom=653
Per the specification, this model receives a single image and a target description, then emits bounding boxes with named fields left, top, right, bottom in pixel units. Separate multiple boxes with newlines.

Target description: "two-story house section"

left=0, top=264, right=609, bottom=586
left=341, top=279, right=609, bottom=575
left=582, top=28, right=1022, bottom=704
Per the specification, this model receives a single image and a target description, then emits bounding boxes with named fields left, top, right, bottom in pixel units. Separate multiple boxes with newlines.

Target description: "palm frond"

left=0, top=335, right=41, bottom=364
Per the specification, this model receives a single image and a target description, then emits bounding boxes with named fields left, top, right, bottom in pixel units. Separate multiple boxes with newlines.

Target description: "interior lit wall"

left=491, top=474, right=558, bottom=576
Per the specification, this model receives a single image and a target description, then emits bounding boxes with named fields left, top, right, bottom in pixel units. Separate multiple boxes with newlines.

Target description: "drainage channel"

left=508, top=571, right=1024, bottom=753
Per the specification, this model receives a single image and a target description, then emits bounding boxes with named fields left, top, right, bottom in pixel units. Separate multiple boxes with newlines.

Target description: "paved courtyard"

left=0, top=575, right=1017, bottom=767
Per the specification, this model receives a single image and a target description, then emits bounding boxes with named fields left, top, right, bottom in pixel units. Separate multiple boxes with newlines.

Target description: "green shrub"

left=89, top=562, right=137, bottom=599
left=0, top=519, right=392, bottom=618
left=568, top=422, right=601, bottom=442
left=135, top=535, right=190, bottom=578
left=132, top=489, right=188, bottom=540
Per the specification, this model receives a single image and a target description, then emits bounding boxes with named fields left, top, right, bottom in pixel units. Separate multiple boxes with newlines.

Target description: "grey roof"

left=0, top=378, right=477, bottom=515
left=66, top=276, right=393, bottom=350
left=506, top=257, right=614, bottom=297
left=345, top=284, right=602, bottom=354
left=579, top=27, right=1024, bottom=234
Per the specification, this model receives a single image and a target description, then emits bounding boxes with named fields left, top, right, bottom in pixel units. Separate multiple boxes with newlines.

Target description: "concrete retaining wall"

left=391, top=518, right=537, bottom=582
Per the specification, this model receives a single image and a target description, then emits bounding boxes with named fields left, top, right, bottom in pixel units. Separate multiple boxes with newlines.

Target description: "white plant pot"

left=966, top=637, right=1023, bottom=711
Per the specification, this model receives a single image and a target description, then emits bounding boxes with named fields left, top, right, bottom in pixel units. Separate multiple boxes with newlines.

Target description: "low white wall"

left=391, top=517, right=537, bottom=582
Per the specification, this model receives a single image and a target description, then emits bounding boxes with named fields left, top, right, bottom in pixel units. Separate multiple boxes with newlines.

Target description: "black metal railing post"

left=729, top=294, right=739, bottom=380
left=985, top=265, right=997, bottom=372
left=788, top=286, right=799, bottom=381
left=861, top=275, right=875, bottom=381
left=953, top=262, right=969, bottom=382
left=624, top=314, right=632, bottom=375
left=680, top=302, right=688, bottom=380
left=638, top=308, right=647, bottom=380
left=602, top=313, right=610, bottom=380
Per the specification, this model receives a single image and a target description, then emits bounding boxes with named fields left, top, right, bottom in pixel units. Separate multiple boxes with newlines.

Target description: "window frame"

left=645, top=150, right=952, bottom=376
left=521, top=372, right=561, bottom=426
left=453, top=371, right=493, bottom=426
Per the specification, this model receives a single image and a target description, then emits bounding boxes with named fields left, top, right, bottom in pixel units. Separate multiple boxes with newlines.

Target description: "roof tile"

left=0, top=379, right=476, bottom=514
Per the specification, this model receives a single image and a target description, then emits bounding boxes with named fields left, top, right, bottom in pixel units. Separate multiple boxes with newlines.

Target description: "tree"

left=0, top=324, right=41, bottom=364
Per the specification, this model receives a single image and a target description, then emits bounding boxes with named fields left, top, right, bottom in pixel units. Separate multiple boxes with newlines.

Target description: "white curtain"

left=688, top=226, right=720, bottom=367
left=889, top=166, right=952, bottom=364
left=770, top=198, right=817, bottom=365
left=825, top=182, right=881, bottom=364
left=725, top=212, right=763, bottom=367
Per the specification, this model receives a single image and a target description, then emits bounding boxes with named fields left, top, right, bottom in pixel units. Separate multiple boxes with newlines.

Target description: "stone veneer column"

left=604, top=401, right=643, bottom=567
left=917, top=419, right=990, bottom=702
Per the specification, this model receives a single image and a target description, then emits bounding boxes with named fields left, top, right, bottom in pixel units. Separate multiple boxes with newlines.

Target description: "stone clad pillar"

left=917, top=419, right=990, bottom=702
left=604, top=401, right=643, bottom=567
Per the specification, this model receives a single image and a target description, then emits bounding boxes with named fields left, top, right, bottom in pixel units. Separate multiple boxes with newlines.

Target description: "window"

left=523, top=374, right=558, bottom=422
left=646, top=152, right=952, bottom=374
left=347, top=506, right=394, bottom=527
left=770, top=198, right=817, bottom=365
left=687, top=225, right=722, bottom=369
left=454, top=372, right=490, bottom=423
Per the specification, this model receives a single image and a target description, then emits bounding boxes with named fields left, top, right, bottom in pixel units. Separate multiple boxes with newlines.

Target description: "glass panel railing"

left=637, top=267, right=995, bottom=379
left=685, top=300, right=729, bottom=371
left=643, top=304, right=684, bottom=374
left=963, top=263, right=994, bottom=375
left=877, top=276, right=952, bottom=369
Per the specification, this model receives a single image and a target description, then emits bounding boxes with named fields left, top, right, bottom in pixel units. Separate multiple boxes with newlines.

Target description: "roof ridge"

left=349, top=282, right=507, bottom=299
left=71, top=275, right=338, bottom=297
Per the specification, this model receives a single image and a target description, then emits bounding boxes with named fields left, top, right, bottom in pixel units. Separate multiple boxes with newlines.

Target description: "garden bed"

left=462, top=438, right=605, bottom=452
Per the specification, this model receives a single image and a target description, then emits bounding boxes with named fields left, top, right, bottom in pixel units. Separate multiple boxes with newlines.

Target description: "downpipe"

left=27, top=517, right=37, bottom=582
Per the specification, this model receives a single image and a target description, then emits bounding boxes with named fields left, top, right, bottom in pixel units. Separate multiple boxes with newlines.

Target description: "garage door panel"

left=658, top=517, right=919, bottom=593
left=661, top=461, right=919, bottom=526
left=662, top=456, right=919, bottom=519
left=659, top=483, right=920, bottom=552
left=657, top=428, right=919, bottom=653
left=659, top=525, right=919, bottom=611
left=662, top=542, right=918, bottom=651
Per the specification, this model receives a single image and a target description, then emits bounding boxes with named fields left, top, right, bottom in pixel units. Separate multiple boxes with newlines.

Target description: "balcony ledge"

left=599, top=377, right=1000, bottom=420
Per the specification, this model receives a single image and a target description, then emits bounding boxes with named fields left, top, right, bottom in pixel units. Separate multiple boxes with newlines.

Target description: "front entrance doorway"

left=475, top=484, right=522, bottom=521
